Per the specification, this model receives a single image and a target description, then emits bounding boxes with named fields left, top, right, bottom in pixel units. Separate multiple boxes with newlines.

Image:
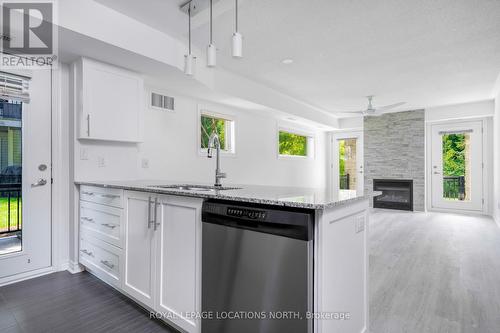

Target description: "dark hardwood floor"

left=0, top=271, right=176, bottom=333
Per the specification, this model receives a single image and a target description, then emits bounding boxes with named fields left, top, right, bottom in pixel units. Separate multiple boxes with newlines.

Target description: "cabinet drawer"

left=80, top=232, right=122, bottom=288
left=80, top=185, right=123, bottom=208
left=80, top=201, right=122, bottom=248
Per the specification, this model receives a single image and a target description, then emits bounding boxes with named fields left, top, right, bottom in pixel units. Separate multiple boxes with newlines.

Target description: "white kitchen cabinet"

left=122, top=191, right=202, bottom=333
left=315, top=200, right=369, bottom=333
left=122, top=191, right=157, bottom=308
left=75, top=57, right=144, bottom=142
left=156, top=195, right=202, bottom=333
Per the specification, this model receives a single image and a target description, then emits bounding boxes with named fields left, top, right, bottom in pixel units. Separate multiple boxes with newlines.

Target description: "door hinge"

left=51, top=178, right=54, bottom=184
left=482, top=198, right=485, bottom=205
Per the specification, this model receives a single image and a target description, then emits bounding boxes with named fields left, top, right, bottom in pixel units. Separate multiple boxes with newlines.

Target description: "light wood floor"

left=369, top=209, right=500, bottom=333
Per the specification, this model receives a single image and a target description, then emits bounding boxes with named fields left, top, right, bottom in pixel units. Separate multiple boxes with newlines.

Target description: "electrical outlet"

left=97, top=156, right=106, bottom=168
left=141, top=158, right=149, bottom=169
left=355, top=215, right=365, bottom=233
left=80, top=148, right=88, bottom=160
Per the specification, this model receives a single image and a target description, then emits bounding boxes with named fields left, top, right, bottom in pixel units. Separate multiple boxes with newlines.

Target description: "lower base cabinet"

left=122, top=191, right=202, bottom=333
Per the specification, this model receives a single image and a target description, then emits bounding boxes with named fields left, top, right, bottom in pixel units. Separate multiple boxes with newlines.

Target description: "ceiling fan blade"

left=375, top=102, right=406, bottom=112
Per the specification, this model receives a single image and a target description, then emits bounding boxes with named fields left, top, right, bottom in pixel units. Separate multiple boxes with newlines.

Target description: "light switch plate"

left=97, top=156, right=106, bottom=168
left=141, top=158, right=149, bottom=169
left=80, top=148, right=88, bottom=160
left=355, top=215, right=365, bottom=233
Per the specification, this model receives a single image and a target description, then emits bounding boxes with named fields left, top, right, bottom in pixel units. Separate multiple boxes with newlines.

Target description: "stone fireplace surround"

left=364, top=110, right=425, bottom=211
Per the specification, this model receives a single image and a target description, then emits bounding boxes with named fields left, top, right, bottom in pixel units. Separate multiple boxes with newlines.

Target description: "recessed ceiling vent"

left=151, top=92, right=174, bottom=111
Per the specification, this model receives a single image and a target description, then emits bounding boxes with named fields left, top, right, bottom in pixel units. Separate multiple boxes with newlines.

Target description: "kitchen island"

left=75, top=180, right=373, bottom=333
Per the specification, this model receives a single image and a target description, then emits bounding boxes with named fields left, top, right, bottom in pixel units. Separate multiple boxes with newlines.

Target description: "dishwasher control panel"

left=227, top=207, right=267, bottom=220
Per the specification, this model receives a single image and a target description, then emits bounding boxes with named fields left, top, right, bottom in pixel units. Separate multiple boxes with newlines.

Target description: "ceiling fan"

left=339, top=96, right=406, bottom=116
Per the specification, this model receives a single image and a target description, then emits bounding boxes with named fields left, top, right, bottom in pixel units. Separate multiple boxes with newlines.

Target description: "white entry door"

left=430, top=121, right=483, bottom=212
left=0, top=69, right=52, bottom=280
left=332, top=131, right=364, bottom=196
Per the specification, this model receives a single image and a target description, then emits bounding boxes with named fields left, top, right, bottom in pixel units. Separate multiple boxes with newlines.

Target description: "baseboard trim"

left=67, top=260, right=84, bottom=274
left=0, top=266, right=56, bottom=287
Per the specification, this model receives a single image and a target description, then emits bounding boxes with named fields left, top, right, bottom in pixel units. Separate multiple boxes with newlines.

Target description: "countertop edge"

left=75, top=181, right=376, bottom=210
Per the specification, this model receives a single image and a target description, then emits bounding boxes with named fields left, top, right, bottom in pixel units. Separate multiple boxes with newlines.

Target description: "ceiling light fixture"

left=184, top=2, right=196, bottom=75
left=282, top=58, right=293, bottom=65
left=232, top=0, right=242, bottom=58
left=207, top=0, right=216, bottom=67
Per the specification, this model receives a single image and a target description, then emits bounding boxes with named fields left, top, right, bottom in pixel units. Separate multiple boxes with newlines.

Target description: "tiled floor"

left=0, top=271, right=175, bottom=333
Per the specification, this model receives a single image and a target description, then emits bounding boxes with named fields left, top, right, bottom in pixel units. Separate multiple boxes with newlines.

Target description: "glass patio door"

left=0, top=69, right=52, bottom=281
left=430, top=121, right=483, bottom=212
left=333, top=131, right=364, bottom=196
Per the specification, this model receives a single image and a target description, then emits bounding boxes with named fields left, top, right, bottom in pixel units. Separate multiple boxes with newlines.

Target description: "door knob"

left=31, top=178, right=47, bottom=187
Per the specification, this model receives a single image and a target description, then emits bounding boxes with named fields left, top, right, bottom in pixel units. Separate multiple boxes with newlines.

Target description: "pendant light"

left=232, top=0, right=242, bottom=58
left=184, top=2, right=195, bottom=75
left=206, top=0, right=216, bottom=67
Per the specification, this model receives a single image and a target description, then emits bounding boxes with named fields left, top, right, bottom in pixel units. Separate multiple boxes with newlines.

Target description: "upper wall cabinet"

left=75, top=57, right=144, bottom=142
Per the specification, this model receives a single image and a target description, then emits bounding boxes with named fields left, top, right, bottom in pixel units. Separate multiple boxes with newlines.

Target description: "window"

left=199, top=111, right=235, bottom=153
left=278, top=130, right=313, bottom=157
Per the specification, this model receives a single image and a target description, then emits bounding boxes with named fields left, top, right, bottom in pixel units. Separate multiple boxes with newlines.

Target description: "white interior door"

left=430, top=121, right=483, bottom=212
left=0, top=69, right=52, bottom=280
left=332, top=131, right=364, bottom=196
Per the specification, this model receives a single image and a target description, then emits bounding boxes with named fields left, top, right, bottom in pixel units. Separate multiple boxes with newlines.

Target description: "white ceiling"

left=95, top=0, right=500, bottom=115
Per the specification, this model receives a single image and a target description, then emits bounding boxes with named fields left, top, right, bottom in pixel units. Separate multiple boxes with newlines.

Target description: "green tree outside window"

left=279, top=131, right=308, bottom=156
left=200, top=115, right=227, bottom=150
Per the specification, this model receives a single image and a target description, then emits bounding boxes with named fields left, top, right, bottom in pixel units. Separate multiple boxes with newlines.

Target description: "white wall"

left=494, top=81, right=500, bottom=225
left=426, top=100, right=495, bottom=121
left=73, top=85, right=327, bottom=188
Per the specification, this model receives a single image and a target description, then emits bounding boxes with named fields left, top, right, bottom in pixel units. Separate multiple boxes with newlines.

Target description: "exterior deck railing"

left=0, top=183, right=22, bottom=235
left=0, top=101, right=22, bottom=120
left=443, top=176, right=465, bottom=200
left=339, top=174, right=350, bottom=190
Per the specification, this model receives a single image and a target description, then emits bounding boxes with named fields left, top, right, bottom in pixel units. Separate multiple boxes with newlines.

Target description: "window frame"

left=197, top=107, right=236, bottom=157
left=276, top=126, right=315, bottom=159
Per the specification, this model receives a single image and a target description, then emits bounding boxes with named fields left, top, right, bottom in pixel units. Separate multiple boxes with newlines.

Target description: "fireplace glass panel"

left=373, top=179, right=413, bottom=211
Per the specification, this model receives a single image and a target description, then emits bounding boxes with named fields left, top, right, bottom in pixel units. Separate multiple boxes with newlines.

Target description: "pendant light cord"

left=210, top=0, right=213, bottom=44
left=235, top=0, right=238, bottom=32
left=188, top=3, right=191, bottom=54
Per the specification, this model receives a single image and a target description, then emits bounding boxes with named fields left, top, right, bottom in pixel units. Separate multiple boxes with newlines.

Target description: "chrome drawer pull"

left=80, top=249, right=94, bottom=257
left=81, top=191, right=94, bottom=196
left=148, top=196, right=153, bottom=229
left=100, top=194, right=120, bottom=199
left=101, top=223, right=117, bottom=229
left=100, top=260, right=115, bottom=269
left=81, top=217, right=95, bottom=223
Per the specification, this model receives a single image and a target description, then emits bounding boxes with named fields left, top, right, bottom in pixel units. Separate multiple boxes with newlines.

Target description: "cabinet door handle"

left=101, top=223, right=116, bottom=229
left=100, top=260, right=115, bottom=269
left=87, top=114, right=91, bottom=137
left=81, top=217, right=94, bottom=223
left=147, top=196, right=153, bottom=229
left=153, top=197, right=159, bottom=231
left=81, top=191, right=94, bottom=196
left=80, top=249, right=94, bottom=257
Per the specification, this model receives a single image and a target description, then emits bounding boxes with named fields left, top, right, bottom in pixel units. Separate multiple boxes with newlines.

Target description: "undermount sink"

left=149, top=184, right=241, bottom=191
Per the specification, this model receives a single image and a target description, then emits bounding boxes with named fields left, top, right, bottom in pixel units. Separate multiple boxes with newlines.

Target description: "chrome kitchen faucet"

left=207, top=132, right=226, bottom=187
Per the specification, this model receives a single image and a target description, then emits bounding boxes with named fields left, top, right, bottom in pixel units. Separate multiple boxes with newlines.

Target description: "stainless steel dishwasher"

left=202, top=200, right=314, bottom=333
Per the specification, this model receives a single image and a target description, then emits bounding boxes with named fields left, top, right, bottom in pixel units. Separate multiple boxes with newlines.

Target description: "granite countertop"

left=76, top=180, right=378, bottom=210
